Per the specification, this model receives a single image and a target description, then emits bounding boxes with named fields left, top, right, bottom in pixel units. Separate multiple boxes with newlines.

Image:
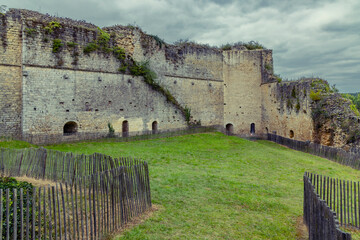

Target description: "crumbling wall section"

left=261, top=79, right=314, bottom=141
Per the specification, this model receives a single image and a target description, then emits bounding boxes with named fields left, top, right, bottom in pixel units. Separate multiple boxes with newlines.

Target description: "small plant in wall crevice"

left=107, top=122, right=115, bottom=138
left=52, top=39, right=63, bottom=53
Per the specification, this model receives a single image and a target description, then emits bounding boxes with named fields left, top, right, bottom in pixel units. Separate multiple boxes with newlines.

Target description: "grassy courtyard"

left=1, top=132, right=359, bottom=239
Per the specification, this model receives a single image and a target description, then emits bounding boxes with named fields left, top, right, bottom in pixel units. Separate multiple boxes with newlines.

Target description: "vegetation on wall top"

left=44, top=21, right=62, bottom=34
left=221, top=41, right=265, bottom=51
left=342, top=93, right=360, bottom=115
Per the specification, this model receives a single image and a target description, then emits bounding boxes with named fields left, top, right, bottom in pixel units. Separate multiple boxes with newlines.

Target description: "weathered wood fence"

left=0, top=148, right=151, bottom=239
left=306, top=172, right=360, bottom=229
left=268, top=134, right=360, bottom=170
left=304, top=172, right=352, bottom=239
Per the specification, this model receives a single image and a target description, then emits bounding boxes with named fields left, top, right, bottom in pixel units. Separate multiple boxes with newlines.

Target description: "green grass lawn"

left=2, top=132, right=360, bottom=239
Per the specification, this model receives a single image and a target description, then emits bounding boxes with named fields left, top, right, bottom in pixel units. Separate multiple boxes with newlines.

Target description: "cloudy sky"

left=2, top=0, right=360, bottom=92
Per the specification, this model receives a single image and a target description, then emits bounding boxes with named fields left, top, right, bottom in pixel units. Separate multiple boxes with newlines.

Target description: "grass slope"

left=4, top=133, right=360, bottom=239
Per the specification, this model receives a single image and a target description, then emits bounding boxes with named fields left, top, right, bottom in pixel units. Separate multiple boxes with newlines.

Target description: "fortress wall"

left=1, top=8, right=301, bottom=142
left=15, top=10, right=187, bottom=139
left=0, top=12, right=23, bottom=137
left=22, top=20, right=121, bottom=72
left=130, top=33, right=225, bottom=126
left=261, top=80, right=314, bottom=141
left=223, top=50, right=268, bottom=136
left=22, top=66, right=186, bottom=136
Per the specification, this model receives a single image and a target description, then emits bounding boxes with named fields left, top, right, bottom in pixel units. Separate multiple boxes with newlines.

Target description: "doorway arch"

left=226, top=123, right=233, bottom=135
left=250, top=123, right=255, bottom=134
left=152, top=121, right=158, bottom=134
left=122, top=120, right=129, bottom=137
left=63, top=121, right=78, bottom=135
left=290, top=130, right=294, bottom=139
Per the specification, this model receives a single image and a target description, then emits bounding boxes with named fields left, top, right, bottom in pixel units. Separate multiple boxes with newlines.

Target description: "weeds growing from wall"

left=310, top=90, right=322, bottom=101
left=66, top=42, right=78, bottom=48
left=265, top=63, right=273, bottom=72
left=52, top=39, right=63, bottom=53
left=149, top=35, right=165, bottom=48
left=184, top=106, right=191, bottom=123
left=25, top=27, right=37, bottom=38
left=44, top=21, right=62, bottom=34
left=113, top=47, right=126, bottom=60
left=129, top=60, right=192, bottom=125
left=83, top=42, right=99, bottom=54
left=107, top=122, right=115, bottom=138
left=221, top=43, right=232, bottom=50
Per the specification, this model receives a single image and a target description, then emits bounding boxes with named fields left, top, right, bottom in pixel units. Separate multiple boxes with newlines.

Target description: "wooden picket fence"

left=306, top=172, right=360, bottom=229
left=304, top=172, right=352, bottom=239
left=0, top=148, right=151, bottom=239
left=268, top=134, right=360, bottom=170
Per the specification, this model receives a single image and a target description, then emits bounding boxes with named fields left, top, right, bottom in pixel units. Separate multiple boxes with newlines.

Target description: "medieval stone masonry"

left=0, top=9, right=315, bottom=144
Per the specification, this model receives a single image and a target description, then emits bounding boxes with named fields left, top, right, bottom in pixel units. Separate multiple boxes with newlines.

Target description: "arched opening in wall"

left=250, top=123, right=255, bottom=134
left=226, top=123, right=233, bottom=135
left=265, top=127, right=269, bottom=134
left=122, top=120, right=129, bottom=137
left=290, top=130, right=294, bottom=139
left=63, top=121, right=78, bottom=136
left=152, top=121, right=158, bottom=134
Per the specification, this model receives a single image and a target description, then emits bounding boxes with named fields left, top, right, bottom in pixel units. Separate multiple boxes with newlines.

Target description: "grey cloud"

left=2, top=0, right=360, bottom=92
left=322, top=22, right=360, bottom=35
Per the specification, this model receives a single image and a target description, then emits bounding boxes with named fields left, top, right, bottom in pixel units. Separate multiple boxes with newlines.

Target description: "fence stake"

left=12, top=189, right=17, bottom=240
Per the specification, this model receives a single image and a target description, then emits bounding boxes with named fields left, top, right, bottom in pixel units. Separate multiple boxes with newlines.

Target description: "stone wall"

left=261, top=79, right=314, bottom=141
left=22, top=66, right=186, bottom=136
left=0, top=8, right=318, bottom=144
left=0, top=12, right=23, bottom=137
left=223, top=49, right=274, bottom=136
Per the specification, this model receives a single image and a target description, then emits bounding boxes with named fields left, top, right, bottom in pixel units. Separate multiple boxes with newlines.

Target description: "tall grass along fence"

left=268, top=134, right=360, bottom=170
left=304, top=172, right=358, bottom=239
left=0, top=147, right=151, bottom=239
left=20, top=125, right=219, bottom=145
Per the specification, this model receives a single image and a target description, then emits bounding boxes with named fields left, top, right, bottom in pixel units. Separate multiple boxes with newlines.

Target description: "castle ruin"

left=0, top=9, right=321, bottom=144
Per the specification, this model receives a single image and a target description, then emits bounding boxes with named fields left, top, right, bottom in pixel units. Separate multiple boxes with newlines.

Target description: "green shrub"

left=113, top=47, right=126, bottom=60
left=291, top=88, right=296, bottom=98
left=0, top=177, right=34, bottom=239
left=275, top=74, right=282, bottom=83
left=243, top=41, right=264, bottom=50
left=118, top=64, right=128, bottom=73
left=97, top=27, right=110, bottom=47
left=310, top=90, right=322, bottom=101
left=83, top=42, right=99, bottom=54
left=184, top=106, right=191, bottom=123
left=350, top=104, right=360, bottom=117
left=66, top=42, right=78, bottom=48
left=25, top=28, right=37, bottom=38
left=221, top=43, right=232, bottom=51
left=44, top=21, right=62, bottom=34
left=52, top=39, right=63, bottom=53
left=107, top=122, right=115, bottom=138
left=265, top=63, right=273, bottom=71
